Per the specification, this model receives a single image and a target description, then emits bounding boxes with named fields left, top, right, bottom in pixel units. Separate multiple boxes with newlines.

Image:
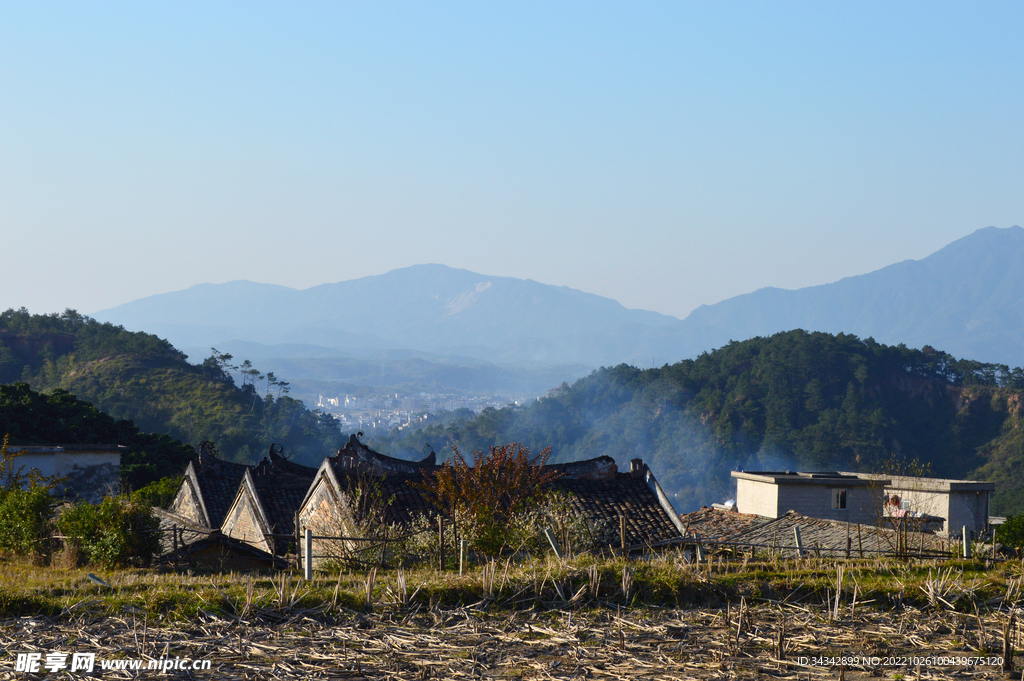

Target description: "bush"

left=998, top=515, right=1024, bottom=550
left=418, top=443, right=562, bottom=557
left=0, top=485, right=54, bottom=557
left=132, top=476, right=181, bottom=508
left=56, top=496, right=160, bottom=567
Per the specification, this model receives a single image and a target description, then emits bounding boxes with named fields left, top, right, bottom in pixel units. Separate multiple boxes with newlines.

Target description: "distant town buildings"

left=313, top=391, right=522, bottom=432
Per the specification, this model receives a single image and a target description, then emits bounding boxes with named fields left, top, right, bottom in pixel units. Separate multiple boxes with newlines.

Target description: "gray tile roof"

left=725, top=510, right=953, bottom=556
left=554, top=474, right=682, bottom=549
left=325, top=446, right=681, bottom=549
left=192, top=456, right=249, bottom=528
left=679, top=507, right=772, bottom=541
left=248, top=456, right=318, bottom=553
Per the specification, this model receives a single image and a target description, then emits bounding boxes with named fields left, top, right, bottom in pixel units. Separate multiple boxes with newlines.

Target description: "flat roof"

left=731, top=471, right=887, bottom=487
left=731, top=469, right=994, bottom=493
left=844, top=472, right=995, bottom=493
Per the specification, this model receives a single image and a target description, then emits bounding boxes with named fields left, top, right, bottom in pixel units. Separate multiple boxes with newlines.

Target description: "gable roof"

left=243, top=456, right=318, bottom=552
left=174, top=456, right=249, bottom=528
left=552, top=472, right=682, bottom=549
left=304, top=440, right=683, bottom=550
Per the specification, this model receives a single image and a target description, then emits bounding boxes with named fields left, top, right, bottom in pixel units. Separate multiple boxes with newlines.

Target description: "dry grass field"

left=2, top=553, right=1023, bottom=679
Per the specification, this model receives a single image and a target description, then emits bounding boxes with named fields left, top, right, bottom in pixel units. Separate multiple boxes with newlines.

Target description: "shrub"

left=132, top=476, right=182, bottom=508
left=418, top=443, right=564, bottom=557
left=56, top=496, right=160, bottom=567
left=998, top=515, right=1024, bottom=550
left=0, top=485, right=54, bottom=557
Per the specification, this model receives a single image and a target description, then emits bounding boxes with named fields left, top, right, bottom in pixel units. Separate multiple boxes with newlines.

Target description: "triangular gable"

left=169, top=462, right=212, bottom=528
left=221, top=470, right=274, bottom=554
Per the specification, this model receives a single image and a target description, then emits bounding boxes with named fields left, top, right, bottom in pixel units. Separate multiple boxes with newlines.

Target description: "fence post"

left=962, top=526, right=972, bottom=559
left=543, top=527, right=563, bottom=559
left=619, top=516, right=626, bottom=555
left=304, top=528, right=312, bottom=580
left=695, top=533, right=705, bottom=563
left=793, top=527, right=804, bottom=559
left=459, top=539, right=467, bottom=575
left=438, top=517, right=445, bottom=572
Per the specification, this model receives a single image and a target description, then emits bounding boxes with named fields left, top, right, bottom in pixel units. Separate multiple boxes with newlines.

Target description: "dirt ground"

left=1, top=599, right=1020, bottom=680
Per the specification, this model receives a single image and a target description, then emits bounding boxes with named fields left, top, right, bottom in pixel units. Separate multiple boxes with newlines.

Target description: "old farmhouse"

left=220, top=448, right=318, bottom=555
left=160, top=434, right=685, bottom=568
left=298, top=435, right=685, bottom=568
left=167, top=444, right=249, bottom=534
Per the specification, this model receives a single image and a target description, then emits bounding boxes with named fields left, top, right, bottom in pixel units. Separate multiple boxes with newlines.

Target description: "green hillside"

left=0, top=308, right=343, bottom=470
left=374, top=330, right=1024, bottom=515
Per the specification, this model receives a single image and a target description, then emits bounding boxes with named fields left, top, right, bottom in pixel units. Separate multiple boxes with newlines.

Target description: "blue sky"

left=2, top=2, right=1022, bottom=319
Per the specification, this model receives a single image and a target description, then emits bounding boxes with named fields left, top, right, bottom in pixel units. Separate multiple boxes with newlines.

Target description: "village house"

left=729, top=469, right=993, bottom=538
left=844, top=472, right=994, bottom=538
left=5, top=444, right=123, bottom=503
left=220, top=447, right=318, bottom=555
left=731, top=470, right=887, bottom=526
left=166, top=442, right=249, bottom=534
left=158, top=442, right=316, bottom=567
left=298, top=435, right=685, bottom=568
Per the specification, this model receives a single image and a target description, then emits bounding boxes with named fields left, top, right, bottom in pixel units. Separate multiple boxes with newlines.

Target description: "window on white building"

left=832, top=488, right=847, bottom=510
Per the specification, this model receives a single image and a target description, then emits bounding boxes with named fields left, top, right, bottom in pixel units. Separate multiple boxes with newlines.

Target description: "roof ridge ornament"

left=198, top=440, right=219, bottom=466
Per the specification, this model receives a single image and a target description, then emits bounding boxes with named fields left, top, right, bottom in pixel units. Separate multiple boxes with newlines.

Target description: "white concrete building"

left=731, top=469, right=994, bottom=538
left=731, top=471, right=889, bottom=526
left=847, top=472, right=993, bottom=538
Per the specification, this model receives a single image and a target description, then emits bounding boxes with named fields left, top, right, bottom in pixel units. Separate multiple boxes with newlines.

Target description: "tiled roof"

left=376, top=474, right=437, bottom=526
left=552, top=474, right=681, bottom=549
left=326, top=456, right=681, bottom=549
left=193, top=457, right=249, bottom=528
left=328, top=462, right=437, bottom=528
left=726, top=510, right=953, bottom=556
left=679, top=507, right=772, bottom=541
left=249, top=457, right=318, bottom=552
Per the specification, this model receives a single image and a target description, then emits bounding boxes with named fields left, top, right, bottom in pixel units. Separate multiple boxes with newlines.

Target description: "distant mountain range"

left=680, top=225, right=1024, bottom=368
left=92, top=265, right=685, bottom=368
left=93, top=225, right=1024, bottom=371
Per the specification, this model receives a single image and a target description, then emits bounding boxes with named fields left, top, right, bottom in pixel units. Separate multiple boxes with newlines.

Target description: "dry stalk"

left=775, top=611, right=787, bottom=661
left=588, top=564, right=601, bottom=600
left=243, top=575, right=255, bottom=618
left=921, top=567, right=963, bottom=609
left=481, top=561, right=497, bottom=600
left=384, top=567, right=421, bottom=608
left=621, top=565, right=634, bottom=602
left=364, top=567, right=377, bottom=611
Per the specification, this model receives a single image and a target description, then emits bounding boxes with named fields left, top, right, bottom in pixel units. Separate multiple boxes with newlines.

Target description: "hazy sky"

left=2, top=2, right=1022, bottom=320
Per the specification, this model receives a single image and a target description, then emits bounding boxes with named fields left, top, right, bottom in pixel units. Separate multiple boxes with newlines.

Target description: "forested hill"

left=374, top=330, right=1024, bottom=515
left=0, top=308, right=343, bottom=469
left=0, top=383, right=193, bottom=489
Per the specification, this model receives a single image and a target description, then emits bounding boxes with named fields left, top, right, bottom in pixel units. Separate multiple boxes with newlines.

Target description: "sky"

left=2, top=2, right=1023, bottom=321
